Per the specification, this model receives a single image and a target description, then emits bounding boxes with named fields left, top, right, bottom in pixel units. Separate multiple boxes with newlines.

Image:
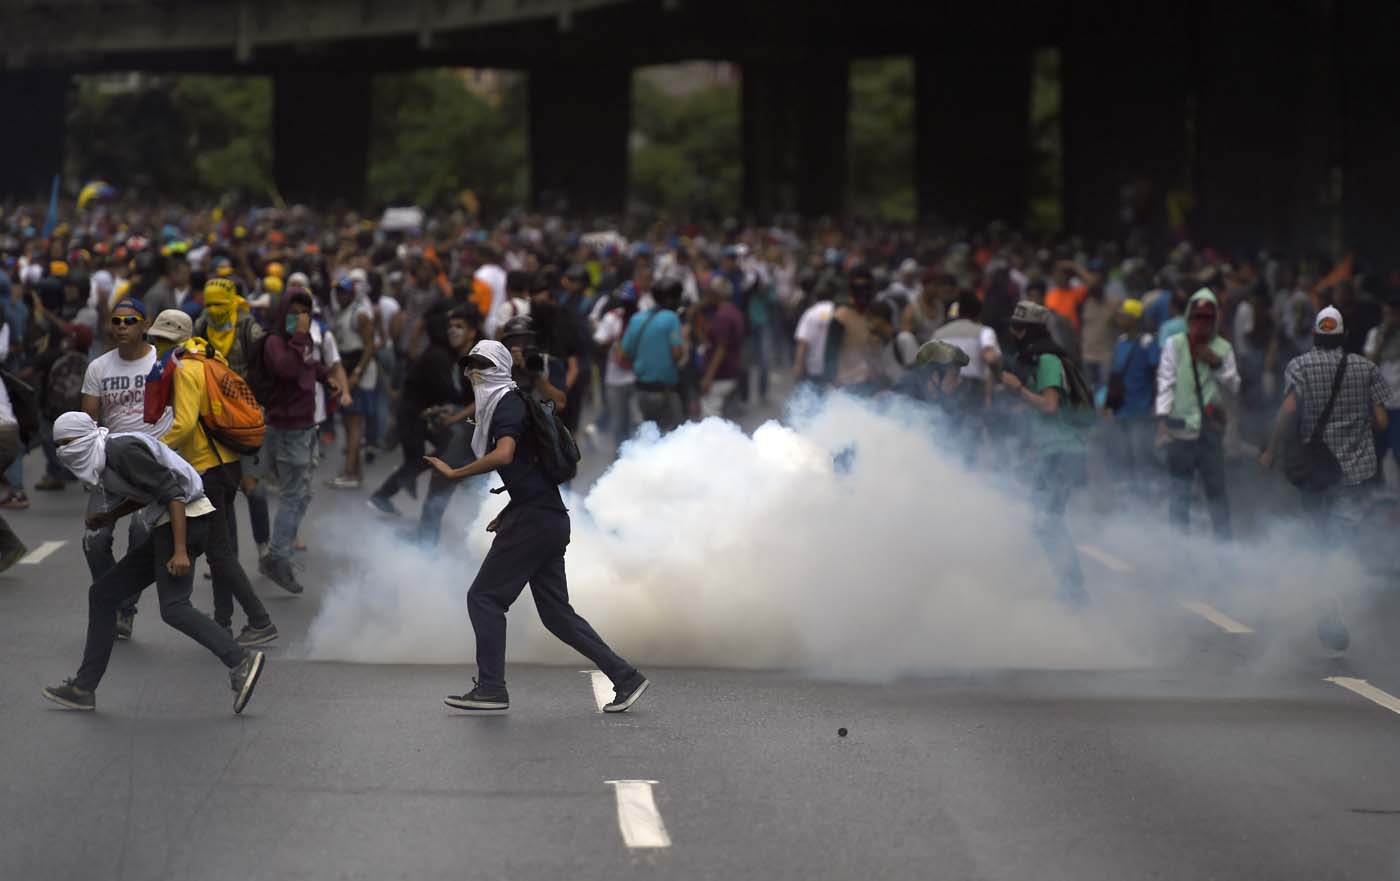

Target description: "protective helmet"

left=499, top=315, right=536, bottom=345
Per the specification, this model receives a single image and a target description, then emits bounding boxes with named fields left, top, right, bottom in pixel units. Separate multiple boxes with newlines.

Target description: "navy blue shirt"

left=490, top=391, right=566, bottom=511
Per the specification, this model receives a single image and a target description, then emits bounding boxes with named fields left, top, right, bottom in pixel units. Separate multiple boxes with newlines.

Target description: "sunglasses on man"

left=110, top=315, right=143, bottom=327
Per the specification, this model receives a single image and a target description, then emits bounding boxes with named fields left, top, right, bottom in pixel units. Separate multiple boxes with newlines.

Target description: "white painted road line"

left=1180, top=600, right=1255, bottom=635
left=1325, top=677, right=1400, bottom=717
left=605, top=780, right=671, bottom=849
left=582, top=670, right=611, bottom=712
left=1076, top=544, right=1133, bottom=573
left=20, top=541, right=66, bottom=565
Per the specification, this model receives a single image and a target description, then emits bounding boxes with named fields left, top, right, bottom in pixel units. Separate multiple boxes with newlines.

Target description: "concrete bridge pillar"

left=529, top=63, right=631, bottom=218
left=741, top=52, right=849, bottom=219
left=915, top=47, right=1031, bottom=228
left=273, top=70, right=371, bottom=208
left=0, top=69, right=69, bottom=201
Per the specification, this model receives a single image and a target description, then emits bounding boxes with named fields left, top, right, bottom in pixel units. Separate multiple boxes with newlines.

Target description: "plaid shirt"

left=1284, top=348, right=1393, bottom=485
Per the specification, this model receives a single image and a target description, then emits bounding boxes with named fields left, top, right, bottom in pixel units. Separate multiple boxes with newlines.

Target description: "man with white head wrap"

left=40, top=412, right=266, bottom=714
left=425, top=341, right=649, bottom=714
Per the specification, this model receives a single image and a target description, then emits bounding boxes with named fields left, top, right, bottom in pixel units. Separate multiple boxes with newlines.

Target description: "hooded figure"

left=1155, top=288, right=1241, bottom=441
left=194, top=277, right=256, bottom=372
left=465, top=340, right=517, bottom=459
left=1154, top=287, right=1240, bottom=538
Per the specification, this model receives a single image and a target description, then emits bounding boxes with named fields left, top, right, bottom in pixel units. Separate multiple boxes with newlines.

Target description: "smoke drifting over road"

left=303, top=392, right=1373, bottom=678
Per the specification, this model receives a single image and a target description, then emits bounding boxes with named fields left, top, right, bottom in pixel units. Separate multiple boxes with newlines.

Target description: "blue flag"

left=41, top=174, right=60, bottom=238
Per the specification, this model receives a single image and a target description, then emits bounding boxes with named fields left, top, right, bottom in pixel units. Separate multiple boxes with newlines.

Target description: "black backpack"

left=517, top=390, right=580, bottom=485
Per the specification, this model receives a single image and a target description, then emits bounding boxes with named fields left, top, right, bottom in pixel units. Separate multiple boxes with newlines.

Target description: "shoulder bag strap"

left=1188, top=339, right=1208, bottom=416
left=622, top=310, right=660, bottom=361
left=1309, top=351, right=1349, bottom=446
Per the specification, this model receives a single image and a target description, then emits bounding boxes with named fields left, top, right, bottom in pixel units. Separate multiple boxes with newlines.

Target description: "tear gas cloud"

left=303, top=392, right=1374, bottom=678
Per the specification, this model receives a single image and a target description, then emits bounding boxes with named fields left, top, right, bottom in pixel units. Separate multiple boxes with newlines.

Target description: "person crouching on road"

left=425, top=340, right=648, bottom=714
left=41, top=411, right=266, bottom=714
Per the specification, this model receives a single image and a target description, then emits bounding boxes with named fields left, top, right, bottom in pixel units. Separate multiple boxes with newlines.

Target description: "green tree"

left=847, top=58, right=915, bottom=223
left=368, top=71, right=527, bottom=213
left=630, top=75, right=740, bottom=219
left=67, top=74, right=273, bottom=203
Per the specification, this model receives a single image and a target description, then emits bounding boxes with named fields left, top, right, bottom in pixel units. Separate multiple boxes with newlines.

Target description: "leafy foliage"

left=629, top=74, right=740, bottom=219
left=368, top=70, right=527, bottom=212
left=847, top=58, right=915, bottom=223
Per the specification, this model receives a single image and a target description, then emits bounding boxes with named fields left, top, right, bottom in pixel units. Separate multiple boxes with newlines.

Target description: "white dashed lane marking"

left=1179, top=600, right=1255, bottom=635
left=605, top=780, right=671, bottom=849
left=1076, top=544, right=1133, bottom=573
left=1325, top=677, right=1400, bottom=717
left=582, top=670, right=611, bottom=712
left=20, top=541, right=66, bottom=565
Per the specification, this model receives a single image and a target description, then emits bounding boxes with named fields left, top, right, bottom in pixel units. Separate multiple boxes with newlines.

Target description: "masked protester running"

left=41, top=411, right=265, bottom=714
left=424, top=340, right=648, bottom=714
left=999, top=302, right=1096, bottom=609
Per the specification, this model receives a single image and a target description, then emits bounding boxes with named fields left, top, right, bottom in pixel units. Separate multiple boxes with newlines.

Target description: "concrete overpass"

left=3, top=0, right=1398, bottom=262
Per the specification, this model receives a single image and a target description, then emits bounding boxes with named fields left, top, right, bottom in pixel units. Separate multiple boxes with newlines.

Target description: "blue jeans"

left=264, top=426, right=318, bottom=562
left=607, top=384, right=635, bottom=447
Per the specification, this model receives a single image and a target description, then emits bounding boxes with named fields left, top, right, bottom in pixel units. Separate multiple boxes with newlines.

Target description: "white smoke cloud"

left=303, top=393, right=1148, bottom=676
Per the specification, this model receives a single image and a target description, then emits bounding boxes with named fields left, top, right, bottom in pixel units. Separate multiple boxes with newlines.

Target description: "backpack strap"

left=1309, top=351, right=1349, bottom=446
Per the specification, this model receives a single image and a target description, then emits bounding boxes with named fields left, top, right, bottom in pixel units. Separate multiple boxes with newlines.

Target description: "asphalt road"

left=3, top=417, right=1400, bottom=881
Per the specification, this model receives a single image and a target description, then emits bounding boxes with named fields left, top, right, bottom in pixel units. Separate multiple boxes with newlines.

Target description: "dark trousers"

left=203, top=462, right=271, bottom=630
left=0, top=428, right=25, bottom=556
left=1167, top=431, right=1231, bottom=539
left=466, top=505, right=632, bottom=691
left=74, top=517, right=244, bottom=691
left=228, top=486, right=270, bottom=558
left=418, top=422, right=476, bottom=546
left=375, top=411, right=447, bottom=501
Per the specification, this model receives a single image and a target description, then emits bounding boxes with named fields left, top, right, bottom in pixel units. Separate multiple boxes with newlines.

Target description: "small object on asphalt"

left=837, top=727, right=848, bottom=737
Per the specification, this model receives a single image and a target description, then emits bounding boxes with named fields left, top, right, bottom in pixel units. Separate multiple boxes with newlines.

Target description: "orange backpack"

left=185, top=351, right=267, bottom=455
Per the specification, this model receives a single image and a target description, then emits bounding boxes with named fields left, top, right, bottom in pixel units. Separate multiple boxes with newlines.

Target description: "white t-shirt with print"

left=81, top=347, right=158, bottom=435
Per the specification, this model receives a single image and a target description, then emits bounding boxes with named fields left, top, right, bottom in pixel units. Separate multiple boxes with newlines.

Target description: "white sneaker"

left=326, top=476, right=362, bottom=490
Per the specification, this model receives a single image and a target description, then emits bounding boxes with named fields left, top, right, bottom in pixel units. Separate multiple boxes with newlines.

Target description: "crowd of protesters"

left=1, top=200, right=1396, bottom=676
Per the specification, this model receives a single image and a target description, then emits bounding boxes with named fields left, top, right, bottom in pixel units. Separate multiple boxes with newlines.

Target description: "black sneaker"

left=42, top=679, right=95, bottom=711
left=237, top=622, right=279, bottom=647
left=367, top=495, right=399, bottom=517
left=260, top=556, right=304, bottom=595
left=115, top=610, right=135, bottom=641
left=0, top=543, right=27, bottom=573
left=603, top=672, right=650, bottom=714
left=230, top=651, right=266, bottom=714
left=444, top=678, right=509, bottom=711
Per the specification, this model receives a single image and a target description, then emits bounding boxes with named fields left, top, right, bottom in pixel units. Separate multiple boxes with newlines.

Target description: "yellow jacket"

left=162, top=337, right=239, bottom=474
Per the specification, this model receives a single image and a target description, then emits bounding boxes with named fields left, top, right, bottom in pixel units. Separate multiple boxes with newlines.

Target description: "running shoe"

left=603, top=672, right=650, bottom=714
left=444, top=679, right=509, bottom=712
left=230, top=651, right=266, bottom=714
left=42, top=679, right=95, bottom=711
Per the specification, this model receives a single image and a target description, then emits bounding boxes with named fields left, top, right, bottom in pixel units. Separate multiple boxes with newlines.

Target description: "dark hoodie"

left=401, top=301, right=468, bottom=415
left=263, top=291, right=329, bottom=430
